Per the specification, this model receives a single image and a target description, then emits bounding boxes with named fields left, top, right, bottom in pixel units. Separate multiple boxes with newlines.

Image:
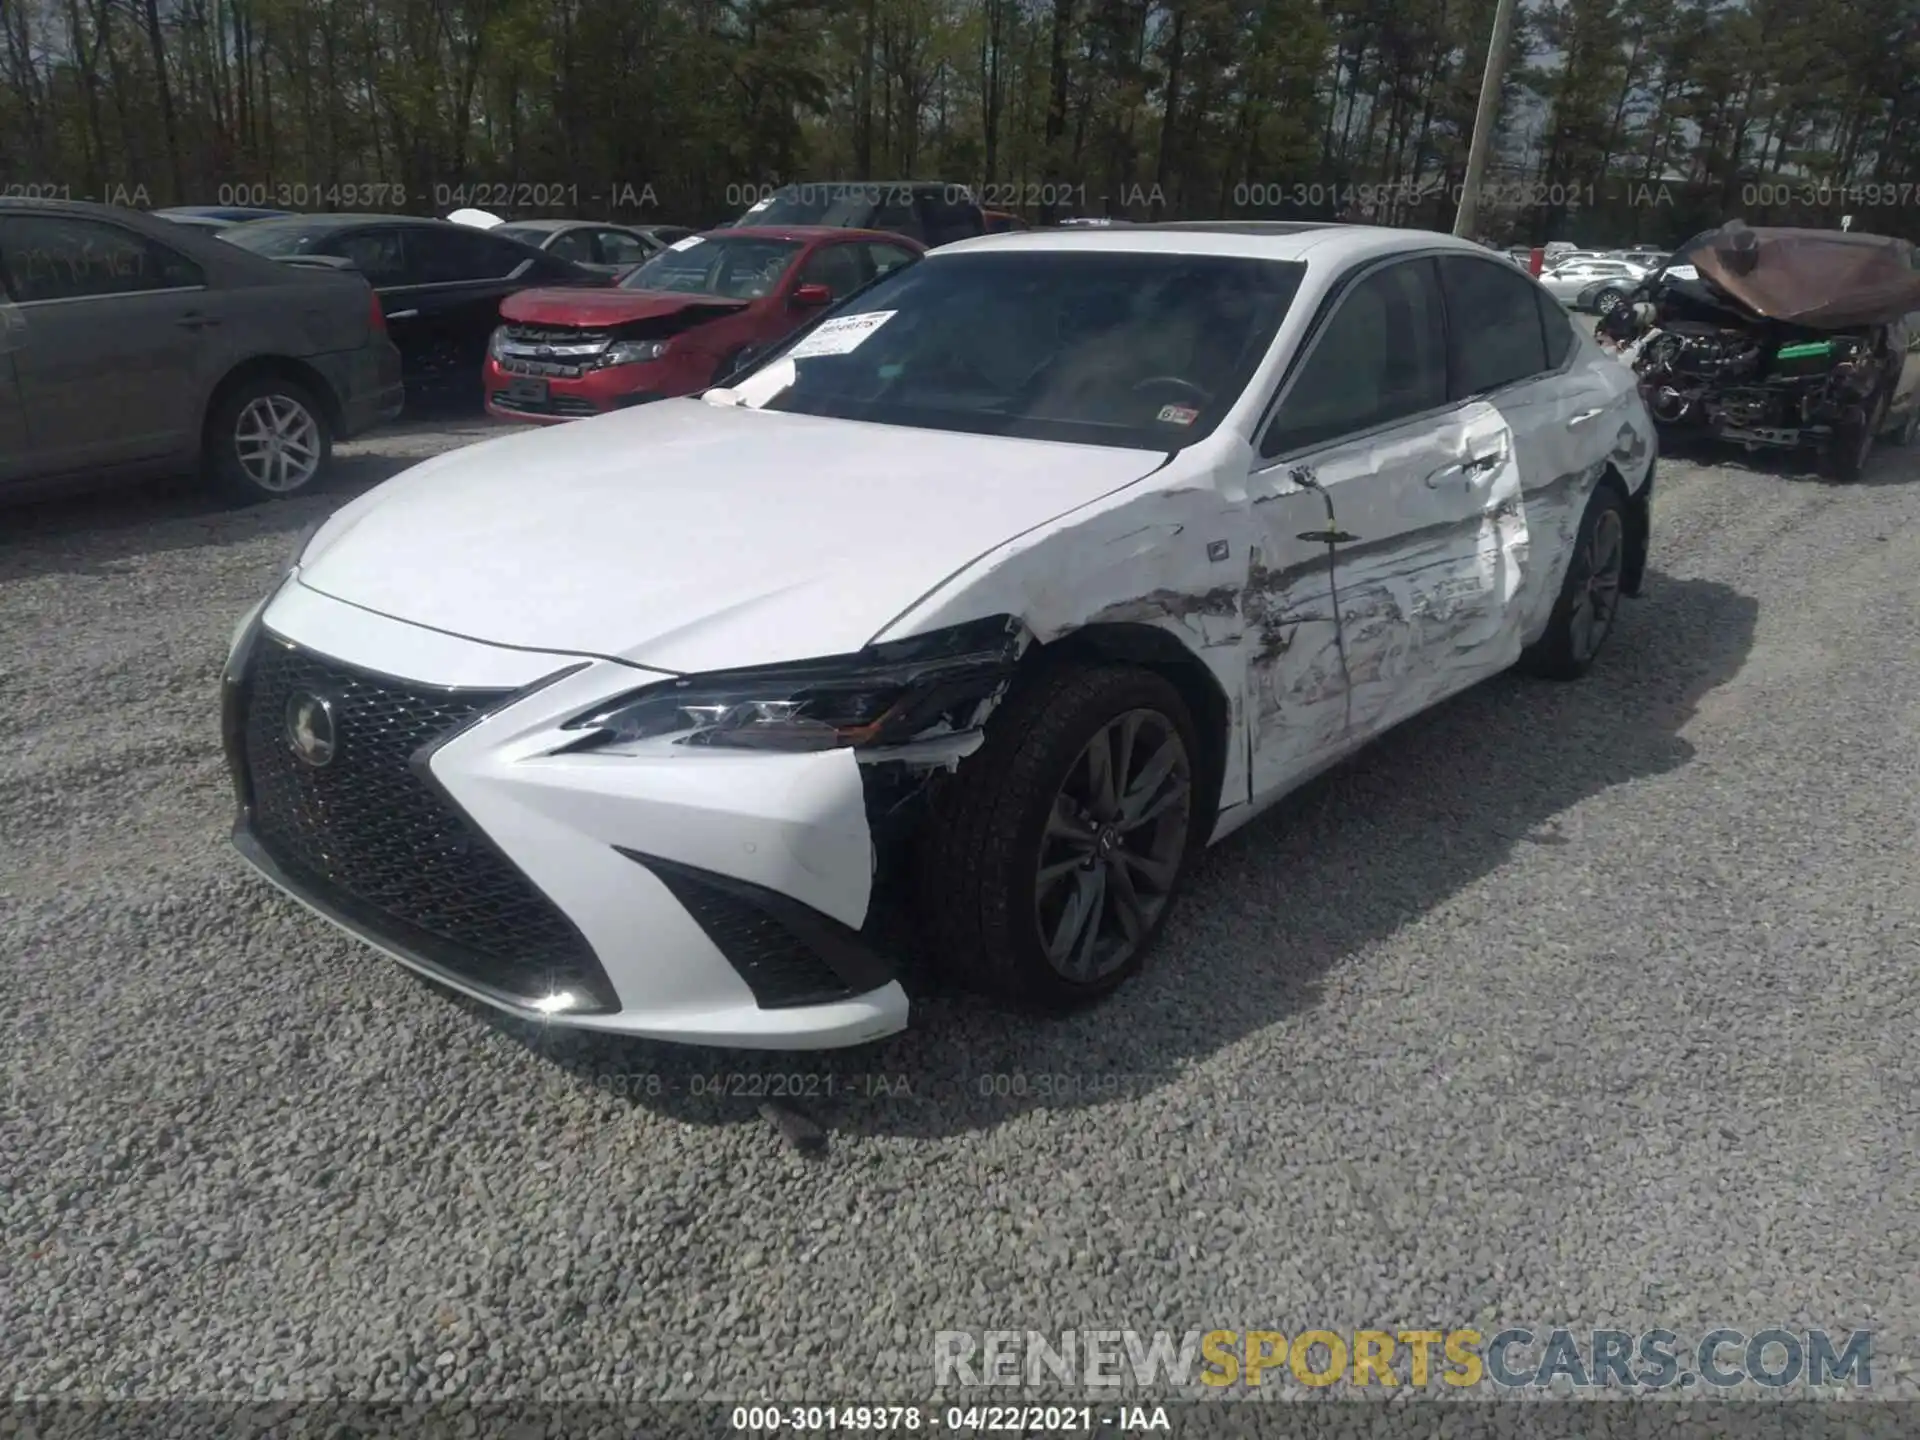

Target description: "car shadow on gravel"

left=1655, top=429, right=1918, bottom=487
left=464, top=568, right=1759, bottom=1146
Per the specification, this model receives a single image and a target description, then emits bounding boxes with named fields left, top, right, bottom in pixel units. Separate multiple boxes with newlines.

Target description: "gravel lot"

left=5, top=408, right=1920, bottom=1413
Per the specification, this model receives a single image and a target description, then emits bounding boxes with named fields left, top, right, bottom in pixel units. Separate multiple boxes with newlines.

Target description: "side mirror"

left=791, top=283, right=833, bottom=307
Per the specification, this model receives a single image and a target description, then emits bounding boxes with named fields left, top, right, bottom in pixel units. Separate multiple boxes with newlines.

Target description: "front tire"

left=1593, top=287, right=1623, bottom=316
left=205, top=376, right=333, bottom=503
left=917, top=662, right=1202, bottom=1008
left=1519, top=482, right=1628, bottom=681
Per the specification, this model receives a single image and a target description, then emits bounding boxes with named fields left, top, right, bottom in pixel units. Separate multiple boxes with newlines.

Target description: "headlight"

left=561, top=616, right=1025, bottom=754
left=488, top=326, right=508, bottom=360
left=599, top=339, right=669, bottom=367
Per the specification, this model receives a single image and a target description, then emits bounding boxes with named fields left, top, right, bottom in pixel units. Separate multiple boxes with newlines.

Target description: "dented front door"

left=1313, top=406, right=1529, bottom=741
left=1241, top=251, right=1529, bottom=799
left=1246, top=406, right=1527, bottom=786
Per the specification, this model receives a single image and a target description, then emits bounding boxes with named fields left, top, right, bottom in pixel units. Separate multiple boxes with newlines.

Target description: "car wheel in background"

left=1593, top=287, right=1623, bottom=316
left=1518, top=482, right=1628, bottom=681
left=917, top=661, right=1202, bottom=1008
left=206, top=375, right=333, bottom=503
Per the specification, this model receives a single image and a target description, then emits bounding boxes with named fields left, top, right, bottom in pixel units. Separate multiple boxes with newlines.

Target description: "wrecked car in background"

left=484, top=226, right=924, bottom=421
left=1601, top=221, right=1920, bottom=479
left=222, top=222, right=1654, bottom=1049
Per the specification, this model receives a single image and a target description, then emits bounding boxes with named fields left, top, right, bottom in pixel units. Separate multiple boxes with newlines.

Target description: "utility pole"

left=1452, top=0, right=1520, bottom=238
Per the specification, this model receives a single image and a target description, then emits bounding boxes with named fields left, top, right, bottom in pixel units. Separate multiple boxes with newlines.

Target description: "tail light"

left=368, top=288, right=387, bottom=333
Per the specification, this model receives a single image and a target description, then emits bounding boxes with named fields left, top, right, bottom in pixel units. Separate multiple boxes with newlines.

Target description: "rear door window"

left=797, top=242, right=867, bottom=300
left=412, top=227, right=531, bottom=283
left=863, top=242, right=918, bottom=280
left=543, top=229, right=595, bottom=263
left=596, top=229, right=654, bottom=265
left=0, top=215, right=203, bottom=301
left=328, top=229, right=408, bottom=286
left=1538, top=288, right=1576, bottom=368
left=1438, top=255, right=1550, bottom=397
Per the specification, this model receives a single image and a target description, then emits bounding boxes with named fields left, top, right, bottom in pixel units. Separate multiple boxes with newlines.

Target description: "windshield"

left=622, top=236, right=801, bottom=298
left=739, top=186, right=883, bottom=228
left=718, top=250, right=1305, bottom=450
left=218, top=224, right=322, bottom=256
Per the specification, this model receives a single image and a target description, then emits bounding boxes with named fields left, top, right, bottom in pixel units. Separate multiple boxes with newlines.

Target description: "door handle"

left=1425, top=449, right=1503, bottom=488
left=1568, top=406, right=1606, bottom=427
left=386, top=309, right=419, bottom=320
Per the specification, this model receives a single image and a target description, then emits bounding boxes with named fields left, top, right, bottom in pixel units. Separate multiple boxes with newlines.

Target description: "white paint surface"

left=260, top=223, right=1656, bottom=1045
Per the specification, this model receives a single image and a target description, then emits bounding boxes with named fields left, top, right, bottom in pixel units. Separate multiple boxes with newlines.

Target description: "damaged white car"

left=222, top=222, right=1656, bottom=1049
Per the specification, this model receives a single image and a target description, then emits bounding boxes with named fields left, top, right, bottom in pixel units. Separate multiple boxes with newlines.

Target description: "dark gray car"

left=0, top=198, right=403, bottom=503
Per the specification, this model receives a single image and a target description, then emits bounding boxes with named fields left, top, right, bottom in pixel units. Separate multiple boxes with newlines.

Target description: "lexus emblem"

left=285, top=691, right=337, bottom=767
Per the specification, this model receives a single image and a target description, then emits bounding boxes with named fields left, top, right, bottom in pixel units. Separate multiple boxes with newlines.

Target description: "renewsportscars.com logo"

left=933, top=1328, right=1873, bottom=1391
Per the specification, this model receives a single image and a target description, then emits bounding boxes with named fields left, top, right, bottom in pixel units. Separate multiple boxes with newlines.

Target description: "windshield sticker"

left=1156, top=404, right=1200, bottom=425
left=789, top=310, right=896, bottom=358
left=669, top=236, right=704, bottom=251
left=746, top=198, right=772, bottom=213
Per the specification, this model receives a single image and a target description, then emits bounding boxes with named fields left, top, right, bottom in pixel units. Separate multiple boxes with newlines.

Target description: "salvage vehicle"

left=1601, top=221, right=1920, bottom=479
left=483, top=226, right=922, bottom=421
left=222, top=222, right=1655, bottom=1048
left=220, top=214, right=611, bottom=408
left=1, top=198, right=400, bottom=503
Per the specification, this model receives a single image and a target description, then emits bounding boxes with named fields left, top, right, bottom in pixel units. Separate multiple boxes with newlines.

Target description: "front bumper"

left=483, top=356, right=688, bottom=423
left=222, top=581, right=907, bottom=1049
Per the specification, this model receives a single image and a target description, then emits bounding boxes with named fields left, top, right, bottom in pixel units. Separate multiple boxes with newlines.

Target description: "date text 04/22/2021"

left=728, top=1404, right=1172, bottom=1433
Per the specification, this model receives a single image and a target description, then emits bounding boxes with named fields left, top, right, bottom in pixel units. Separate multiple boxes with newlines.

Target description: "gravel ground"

left=5, top=410, right=1920, bottom=1417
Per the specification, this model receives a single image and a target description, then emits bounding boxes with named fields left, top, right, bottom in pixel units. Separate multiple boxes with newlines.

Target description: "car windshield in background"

left=741, top=190, right=880, bottom=228
left=622, top=237, right=801, bottom=298
left=217, top=223, right=321, bottom=256
left=724, top=251, right=1305, bottom=451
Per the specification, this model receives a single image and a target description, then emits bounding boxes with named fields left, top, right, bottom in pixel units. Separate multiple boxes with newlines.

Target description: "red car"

left=484, top=225, right=926, bottom=422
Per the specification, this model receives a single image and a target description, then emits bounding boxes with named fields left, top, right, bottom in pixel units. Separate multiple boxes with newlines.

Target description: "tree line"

left=3, top=0, right=1918, bottom=246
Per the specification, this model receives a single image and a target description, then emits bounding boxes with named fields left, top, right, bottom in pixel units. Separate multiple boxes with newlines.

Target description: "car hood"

left=499, top=288, right=751, bottom=327
left=296, top=400, right=1166, bottom=674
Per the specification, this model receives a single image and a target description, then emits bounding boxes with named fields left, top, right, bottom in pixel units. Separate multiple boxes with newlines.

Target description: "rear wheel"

left=1519, top=483, right=1628, bottom=681
left=205, top=376, right=333, bottom=503
left=917, top=662, right=1202, bottom=1007
left=1593, top=286, right=1624, bottom=315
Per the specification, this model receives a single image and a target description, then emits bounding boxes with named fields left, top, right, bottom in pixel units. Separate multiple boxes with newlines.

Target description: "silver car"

left=1539, top=256, right=1647, bottom=304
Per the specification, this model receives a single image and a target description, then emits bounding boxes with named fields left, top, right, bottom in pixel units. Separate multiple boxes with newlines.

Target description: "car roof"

left=225, top=213, right=454, bottom=233
left=703, top=224, right=920, bottom=245
left=930, top=222, right=1499, bottom=266
left=496, top=218, right=645, bottom=233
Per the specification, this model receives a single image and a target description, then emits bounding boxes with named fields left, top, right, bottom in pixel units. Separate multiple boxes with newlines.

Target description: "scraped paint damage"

left=856, top=427, right=1640, bottom=865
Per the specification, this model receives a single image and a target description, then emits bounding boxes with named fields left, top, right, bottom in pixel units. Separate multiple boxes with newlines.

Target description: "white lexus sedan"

left=222, top=222, right=1656, bottom=1050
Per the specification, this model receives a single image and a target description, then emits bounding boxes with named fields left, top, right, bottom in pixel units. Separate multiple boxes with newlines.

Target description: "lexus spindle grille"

left=237, top=635, right=617, bottom=1011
